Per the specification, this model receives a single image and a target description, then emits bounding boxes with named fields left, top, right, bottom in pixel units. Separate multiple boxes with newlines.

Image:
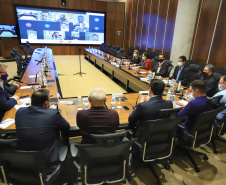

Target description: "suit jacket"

left=178, top=96, right=208, bottom=133
left=128, top=96, right=173, bottom=138
left=4, top=81, right=18, bottom=95
left=170, top=66, right=190, bottom=86
left=77, top=107, right=119, bottom=144
left=200, top=75, right=217, bottom=97
left=0, top=86, right=17, bottom=122
left=151, top=61, right=169, bottom=77
left=15, top=106, right=70, bottom=174
left=131, top=56, right=141, bottom=65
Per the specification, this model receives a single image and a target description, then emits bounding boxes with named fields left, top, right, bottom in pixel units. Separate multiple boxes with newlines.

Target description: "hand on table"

left=13, top=82, right=21, bottom=88
left=17, top=100, right=23, bottom=105
left=12, top=95, right=20, bottom=100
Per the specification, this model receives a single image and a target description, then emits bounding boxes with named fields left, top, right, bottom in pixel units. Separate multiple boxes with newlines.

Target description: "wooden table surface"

left=2, top=48, right=189, bottom=130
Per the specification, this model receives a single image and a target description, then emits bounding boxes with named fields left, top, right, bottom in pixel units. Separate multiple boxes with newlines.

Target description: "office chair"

left=196, top=63, right=206, bottom=72
left=151, top=59, right=157, bottom=69
left=70, top=131, right=136, bottom=185
left=0, top=142, right=69, bottom=185
left=214, top=67, right=226, bottom=76
left=116, top=48, right=126, bottom=59
left=20, top=45, right=31, bottom=62
left=158, top=107, right=182, bottom=119
left=148, top=51, right=156, bottom=60
left=129, top=117, right=182, bottom=185
left=206, top=95, right=223, bottom=111
left=213, top=72, right=222, bottom=83
left=26, top=41, right=34, bottom=56
left=177, top=107, right=224, bottom=172
left=164, top=60, right=174, bottom=77
left=105, top=44, right=111, bottom=53
left=165, top=54, right=170, bottom=60
left=185, top=60, right=196, bottom=67
left=124, top=47, right=134, bottom=59
left=188, top=64, right=201, bottom=84
left=12, top=48, right=28, bottom=65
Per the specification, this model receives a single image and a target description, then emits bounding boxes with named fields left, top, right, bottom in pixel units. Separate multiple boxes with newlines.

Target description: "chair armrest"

left=46, top=164, right=61, bottom=183
left=70, top=142, right=79, bottom=158
left=134, top=141, right=142, bottom=149
left=59, top=145, right=68, bottom=162
left=0, top=129, right=16, bottom=134
left=69, top=126, right=80, bottom=137
left=117, top=123, right=129, bottom=130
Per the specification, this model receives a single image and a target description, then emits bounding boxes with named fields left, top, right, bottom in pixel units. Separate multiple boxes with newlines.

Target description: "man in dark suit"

left=199, top=64, right=217, bottom=97
left=77, top=87, right=119, bottom=144
left=0, top=63, right=22, bottom=121
left=169, top=56, right=189, bottom=86
left=4, top=80, right=20, bottom=95
left=128, top=79, right=173, bottom=138
left=151, top=53, right=169, bottom=77
left=15, top=89, right=70, bottom=175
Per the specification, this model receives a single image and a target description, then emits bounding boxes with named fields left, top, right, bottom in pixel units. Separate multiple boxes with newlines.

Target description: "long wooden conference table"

left=1, top=48, right=188, bottom=131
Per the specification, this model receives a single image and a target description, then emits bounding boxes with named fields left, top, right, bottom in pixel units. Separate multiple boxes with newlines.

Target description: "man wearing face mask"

left=151, top=53, right=169, bottom=77
left=0, top=63, right=22, bottom=122
left=178, top=80, right=208, bottom=133
left=169, top=56, right=189, bottom=86
left=199, top=64, right=217, bottom=97
left=16, top=89, right=70, bottom=176
left=213, top=75, right=226, bottom=122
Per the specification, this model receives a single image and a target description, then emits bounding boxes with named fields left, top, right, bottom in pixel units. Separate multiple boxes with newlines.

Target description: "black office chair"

left=70, top=131, right=136, bottom=185
left=197, top=63, right=206, bottom=72
left=130, top=117, right=183, bottom=185
left=105, top=44, right=111, bottom=53
left=148, top=51, right=156, bottom=60
left=12, top=48, right=28, bottom=65
left=158, top=107, right=182, bottom=119
left=151, top=59, right=157, bottom=69
left=0, top=144, right=69, bottom=185
left=177, top=107, right=224, bottom=172
left=206, top=95, right=224, bottom=111
left=165, top=54, right=170, bottom=60
left=185, top=60, right=196, bottom=67
left=109, top=46, right=116, bottom=56
left=213, top=72, right=222, bottom=83
left=188, top=64, right=201, bottom=84
left=165, top=60, right=174, bottom=77
left=20, top=45, right=31, bottom=62
left=214, top=67, right=226, bottom=76
left=116, top=48, right=126, bottom=59
left=26, top=41, right=34, bottom=55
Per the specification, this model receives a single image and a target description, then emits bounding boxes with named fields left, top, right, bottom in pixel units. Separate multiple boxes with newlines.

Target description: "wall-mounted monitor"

left=0, top=25, right=17, bottom=37
left=14, top=5, right=106, bottom=45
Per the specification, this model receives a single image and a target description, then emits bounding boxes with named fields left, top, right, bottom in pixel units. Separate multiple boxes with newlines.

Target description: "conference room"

left=0, top=0, right=226, bottom=184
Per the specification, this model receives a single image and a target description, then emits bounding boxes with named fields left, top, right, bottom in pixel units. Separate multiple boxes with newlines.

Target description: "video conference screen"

left=0, top=25, right=17, bottom=37
left=15, top=6, right=105, bottom=45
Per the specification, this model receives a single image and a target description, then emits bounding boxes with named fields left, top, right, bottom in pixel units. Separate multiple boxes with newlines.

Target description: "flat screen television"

left=14, top=5, right=106, bottom=45
left=0, top=25, right=17, bottom=37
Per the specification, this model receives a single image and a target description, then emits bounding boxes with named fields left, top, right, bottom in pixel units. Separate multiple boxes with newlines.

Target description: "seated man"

left=77, top=87, right=119, bottom=144
left=4, top=80, right=20, bottom=95
left=0, top=63, right=22, bottom=121
left=151, top=53, right=169, bottom=77
left=169, top=56, right=189, bottom=86
left=128, top=79, right=173, bottom=138
left=178, top=80, right=208, bottom=133
left=213, top=75, right=226, bottom=122
left=15, top=89, right=70, bottom=175
left=199, top=64, right=217, bottom=97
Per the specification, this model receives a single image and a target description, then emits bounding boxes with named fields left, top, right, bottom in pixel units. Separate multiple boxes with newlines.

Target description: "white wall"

left=170, top=0, right=200, bottom=67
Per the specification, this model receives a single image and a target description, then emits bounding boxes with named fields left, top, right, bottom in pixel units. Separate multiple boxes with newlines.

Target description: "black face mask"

left=159, top=59, right=164, bottom=63
left=202, top=72, right=208, bottom=78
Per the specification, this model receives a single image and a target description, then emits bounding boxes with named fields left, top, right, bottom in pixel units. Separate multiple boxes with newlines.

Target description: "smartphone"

left=123, top=106, right=130, bottom=110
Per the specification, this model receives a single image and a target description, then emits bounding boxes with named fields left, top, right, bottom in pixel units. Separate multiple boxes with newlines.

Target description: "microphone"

left=35, top=72, right=39, bottom=83
left=122, top=99, right=136, bottom=109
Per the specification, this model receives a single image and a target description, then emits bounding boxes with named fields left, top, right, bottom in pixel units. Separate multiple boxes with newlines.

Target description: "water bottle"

left=152, top=72, right=155, bottom=79
left=78, top=94, right=82, bottom=107
left=167, top=90, right=171, bottom=100
left=111, top=97, right=116, bottom=109
left=177, top=81, right=181, bottom=91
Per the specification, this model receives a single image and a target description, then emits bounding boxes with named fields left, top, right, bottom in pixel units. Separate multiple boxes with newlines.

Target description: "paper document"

left=0, top=119, right=15, bottom=129
left=60, top=101, right=74, bottom=105
left=139, top=71, right=147, bottom=73
left=29, top=75, right=36, bottom=78
left=20, top=86, right=32, bottom=89
left=14, top=97, right=31, bottom=110
left=178, top=100, right=188, bottom=106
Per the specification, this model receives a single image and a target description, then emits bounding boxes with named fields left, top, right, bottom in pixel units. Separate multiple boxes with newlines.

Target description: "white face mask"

left=218, top=83, right=224, bottom=91
left=134, top=54, right=137, bottom=57
left=178, top=62, right=183, bottom=67
left=142, top=56, right=146, bottom=60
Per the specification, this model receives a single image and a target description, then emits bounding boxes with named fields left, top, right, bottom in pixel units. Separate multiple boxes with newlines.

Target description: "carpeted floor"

left=54, top=55, right=127, bottom=98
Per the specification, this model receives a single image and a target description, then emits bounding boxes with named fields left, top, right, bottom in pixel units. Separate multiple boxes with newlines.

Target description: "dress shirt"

left=213, top=89, right=226, bottom=120
left=176, top=66, right=184, bottom=81
left=0, top=81, right=4, bottom=89
left=157, top=61, right=165, bottom=73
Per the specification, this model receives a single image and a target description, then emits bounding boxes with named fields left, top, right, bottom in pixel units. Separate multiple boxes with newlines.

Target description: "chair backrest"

left=127, top=47, right=134, bottom=56
left=74, top=139, right=136, bottom=184
left=190, top=107, right=224, bottom=147
left=188, top=64, right=201, bottom=83
left=214, top=67, right=226, bottom=76
left=213, top=72, right=222, bottom=83
left=91, top=130, right=127, bottom=144
left=148, top=51, right=156, bottom=59
left=0, top=149, right=47, bottom=185
left=138, top=117, right=182, bottom=162
left=165, top=54, right=170, bottom=60
left=115, top=46, right=120, bottom=51
left=0, top=138, right=18, bottom=150
left=185, top=60, right=196, bottom=67
left=20, top=45, right=28, bottom=60
left=26, top=41, right=33, bottom=55
left=197, top=63, right=206, bottom=72
left=151, top=59, right=157, bottom=68
left=164, top=60, right=174, bottom=77
left=12, top=48, right=24, bottom=63
left=206, top=95, right=224, bottom=110
left=158, top=107, right=182, bottom=119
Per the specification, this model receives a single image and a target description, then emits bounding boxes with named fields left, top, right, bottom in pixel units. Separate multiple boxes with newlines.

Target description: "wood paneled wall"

left=125, top=0, right=178, bottom=55
left=0, top=0, right=125, bottom=56
left=190, top=0, right=226, bottom=67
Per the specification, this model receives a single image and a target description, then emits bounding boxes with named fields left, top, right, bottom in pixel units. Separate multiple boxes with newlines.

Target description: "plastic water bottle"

left=78, top=94, right=82, bottom=107
left=177, top=81, right=181, bottom=91
left=167, top=90, right=171, bottom=100
left=152, top=72, right=155, bottom=79
left=111, top=97, right=116, bottom=109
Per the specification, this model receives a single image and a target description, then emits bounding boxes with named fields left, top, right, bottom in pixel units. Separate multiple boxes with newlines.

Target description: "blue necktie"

left=176, top=68, right=182, bottom=81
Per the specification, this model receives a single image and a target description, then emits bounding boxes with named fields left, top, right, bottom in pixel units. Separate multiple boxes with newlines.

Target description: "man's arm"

left=128, top=103, right=143, bottom=127
left=0, top=88, right=17, bottom=111
left=178, top=101, right=193, bottom=117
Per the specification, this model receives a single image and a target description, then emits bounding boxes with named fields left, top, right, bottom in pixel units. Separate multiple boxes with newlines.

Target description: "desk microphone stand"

left=74, top=48, right=86, bottom=77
